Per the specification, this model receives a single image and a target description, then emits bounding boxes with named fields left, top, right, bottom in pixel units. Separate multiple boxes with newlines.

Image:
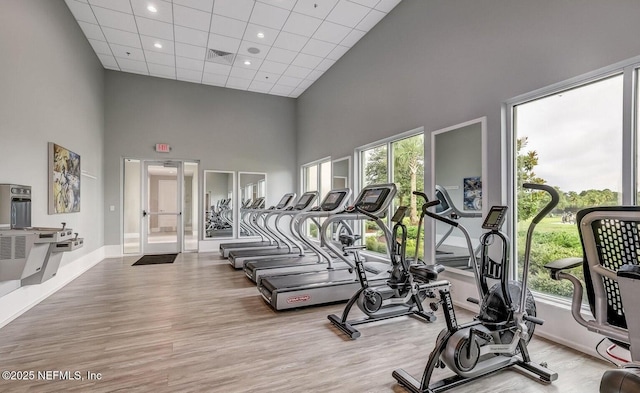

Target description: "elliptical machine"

left=328, top=194, right=448, bottom=339
left=393, top=183, right=559, bottom=392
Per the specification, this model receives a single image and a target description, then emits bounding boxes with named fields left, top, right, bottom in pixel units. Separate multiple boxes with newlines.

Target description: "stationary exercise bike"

left=393, top=183, right=559, bottom=392
left=328, top=197, right=448, bottom=339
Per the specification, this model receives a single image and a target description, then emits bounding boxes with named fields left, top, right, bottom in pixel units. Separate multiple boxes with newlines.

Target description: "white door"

left=142, top=161, right=182, bottom=254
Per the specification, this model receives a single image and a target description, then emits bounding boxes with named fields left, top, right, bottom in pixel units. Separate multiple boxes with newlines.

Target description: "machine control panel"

left=293, top=192, right=317, bottom=210
left=11, top=187, right=30, bottom=195
left=482, top=206, right=508, bottom=230
left=275, top=194, right=295, bottom=209
left=356, top=187, right=391, bottom=212
left=321, top=191, right=348, bottom=211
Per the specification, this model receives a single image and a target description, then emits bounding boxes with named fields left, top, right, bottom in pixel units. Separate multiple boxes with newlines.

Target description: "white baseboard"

left=0, top=247, right=106, bottom=329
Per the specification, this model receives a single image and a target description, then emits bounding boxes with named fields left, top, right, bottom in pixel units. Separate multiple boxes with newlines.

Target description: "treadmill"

left=243, top=188, right=354, bottom=283
left=227, top=191, right=319, bottom=268
left=219, top=193, right=295, bottom=258
left=258, top=183, right=397, bottom=310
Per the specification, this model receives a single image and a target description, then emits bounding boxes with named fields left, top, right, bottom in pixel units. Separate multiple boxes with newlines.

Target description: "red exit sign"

left=155, top=143, right=171, bottom=153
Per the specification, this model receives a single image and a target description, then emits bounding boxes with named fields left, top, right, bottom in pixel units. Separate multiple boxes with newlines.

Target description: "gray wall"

left=0, top=0, right=104, bottom=259
left=297, top=0, right=640, bottom=208
left=103, top=72, right=296, bottom=246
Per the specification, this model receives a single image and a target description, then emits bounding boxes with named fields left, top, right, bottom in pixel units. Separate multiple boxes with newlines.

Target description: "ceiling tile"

left=145, top=50, right=175, bottom=66
left=110, top=44, right=145, bottom=61
left=204, top=62, right=231, bottom=76
left=298, top=79, right=315, bottom=89
left=130, top=0, right=173, bottom=23
left=176, top=42, right=206, bottom=60
left=265, top=47, right=297, bottom=64
left=340, top=28, right=365, bottom=46
left=306, top=69, right=325, bottom=80
left=148, top=63, right=176, bottom=77
left=312, top=21, right=351, bottom=44
left=202, top=72, right=228, bottom=86
left=97, top=54, right=118, bottom=68
left=257, top=0, right=297, bottom=11
left=173, top=0, right=214, bottom=13
left=226, top=77, right=251, bottom=89
left=283, top=65, right=312, bottom=79
left=249, top=80, right=275, bottom=92
left=174, top=25, right=208, bottom=47
left=207, top=33, right=241, bottom=53
left=93, top=7, right=137, bottom=32
left=102, top=27, right=141, bottom=48
left=88, top=0, right=132, bottom=13
left=230, top=67, right=257, bottom=80
left=289, top=87, right=305, bottom=97
left=270, top=84, right=295, bottom=96
left=77, top=21, right=106, bottom=41
left=282, top=12, right=322, bottom=37
left=272, top=32, right=309, bottom=52
left=210, top=15, right=247, bottom=39
left=117, top=58, right=149, bottom=73
left=316, top=58, right=336, bottom=71
left=292, top=53, right=323, bottom=69
left=356, top=9, right=386, bottom=31
left=326, top=44, right=349, bottom=60
left=276, top=76, right=303, bottom=88
left=136, top=17, right=174, bottom=40
left=213, top=0, right=254, bottom=21
left=326, top=0, right=370, bottom=28
left=140, top=35, right=175, bottom=54
left=176, top=56, right=204, bottom=71
left=374, top=0, right=401, bottom=13
left=174, top=5, right=211, bottom=31
left=243, top=24, right=279, bottom=46
left=301, top=39, right=336, bottom=58
left=238, top=41, right=270, bottom=59
left=249, top=2, right=289, bottom=30
left=260, top=60, right=288, bottom=74
left=351, top=0, right=380, bottom=7
left=255, top=70, right=282, bottom=83
left=293, top=0, right=339, bottom=19
left=177, top=68, right=203, bottom=81
left=65, top=0, right=98, bottom=23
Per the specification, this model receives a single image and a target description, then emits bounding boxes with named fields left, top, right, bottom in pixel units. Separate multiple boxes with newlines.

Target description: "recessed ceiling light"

left=154, top=42, right=162, bottom=49
left=257, top=32, right=265, bottom=39
left=147, top=4, right=157, bottom=13
left=244, top=60, right=251, bottom=66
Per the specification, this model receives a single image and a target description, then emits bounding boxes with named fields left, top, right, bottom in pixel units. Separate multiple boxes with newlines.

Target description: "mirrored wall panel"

left=204, top=170, right=235, bottom=239
left=238, top=172, right=266, bottom=237
left=432, top=118, right=486, bottom=272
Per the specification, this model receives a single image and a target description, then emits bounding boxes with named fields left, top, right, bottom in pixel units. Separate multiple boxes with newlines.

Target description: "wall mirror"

left=431, top=117, right=487, bottom=272
left=238, top=172, right=266, bottom=238
left=204, top=170, right=235, bottom=239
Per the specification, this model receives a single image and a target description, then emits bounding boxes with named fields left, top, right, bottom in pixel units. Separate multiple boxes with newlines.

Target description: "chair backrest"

left=576, top=206, right=640, bottom=332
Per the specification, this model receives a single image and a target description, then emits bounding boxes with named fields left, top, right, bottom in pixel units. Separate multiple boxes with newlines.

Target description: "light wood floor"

left=0, top=253, right=610, bottom=392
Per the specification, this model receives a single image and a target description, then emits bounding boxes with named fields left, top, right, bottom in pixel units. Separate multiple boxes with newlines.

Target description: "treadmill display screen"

left=357, top=188, right=390, bottom=212
left=251, top=198, right=264, bottom=208
left=321, top=192, right=347, bottom=211
left=294, top=194, right=315, bottom=209
left=275, top=194, right=293, bottom=208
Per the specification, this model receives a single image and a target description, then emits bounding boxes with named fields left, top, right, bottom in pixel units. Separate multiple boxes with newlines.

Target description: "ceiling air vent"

left=206, top=49, right=236, bottom=65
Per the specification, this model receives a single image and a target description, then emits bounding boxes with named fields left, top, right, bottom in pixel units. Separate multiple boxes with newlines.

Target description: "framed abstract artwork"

left=463, top=176, right=482, bottom=211
left=49, top=142, right=81, bottom=214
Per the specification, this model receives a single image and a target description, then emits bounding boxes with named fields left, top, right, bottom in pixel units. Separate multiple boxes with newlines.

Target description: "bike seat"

left=410, top=264, right=445, bottom=282
left=339, top=234, right=361, bottom=247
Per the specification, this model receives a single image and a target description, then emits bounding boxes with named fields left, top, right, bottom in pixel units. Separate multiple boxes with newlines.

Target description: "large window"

left=508, top=62, right=640, bottom=301
left=358, top=130, right=424, bottom=257
left=301, top=157, right=331, bottom=239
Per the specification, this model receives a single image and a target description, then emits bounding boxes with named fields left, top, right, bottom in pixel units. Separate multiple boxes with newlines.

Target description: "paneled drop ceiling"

left=65, top=0, right=402, bottom=97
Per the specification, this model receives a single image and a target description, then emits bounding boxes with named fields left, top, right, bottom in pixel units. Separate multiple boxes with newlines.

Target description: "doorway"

left=123, top=159, right=199, bottom=254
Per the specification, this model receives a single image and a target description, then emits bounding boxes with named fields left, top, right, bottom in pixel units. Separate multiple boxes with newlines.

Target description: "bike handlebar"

left=523, top=183, right=559, bottom=224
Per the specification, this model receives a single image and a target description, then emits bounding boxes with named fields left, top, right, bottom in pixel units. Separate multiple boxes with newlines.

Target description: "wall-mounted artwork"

left=463, top=176, right=482, bottom=211
left=49, top=142, right=81, bottom=214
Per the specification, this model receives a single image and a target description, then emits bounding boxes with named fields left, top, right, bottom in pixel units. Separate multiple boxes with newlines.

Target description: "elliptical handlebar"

left=523, top=183, right=559, bottom=224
